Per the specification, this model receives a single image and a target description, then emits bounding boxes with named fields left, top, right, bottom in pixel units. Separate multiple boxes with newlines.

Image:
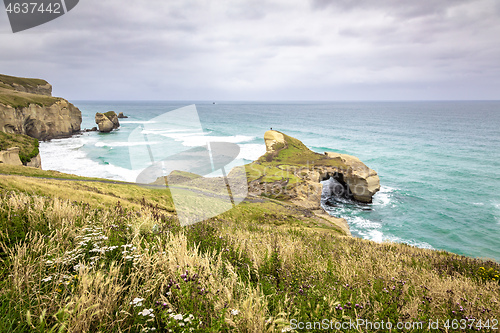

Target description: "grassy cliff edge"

left=0, top=74, right=58, bottom=108
left=0, top=163, right=499, bottom=332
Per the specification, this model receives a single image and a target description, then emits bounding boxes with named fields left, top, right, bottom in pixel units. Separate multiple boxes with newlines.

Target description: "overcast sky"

left=1, top=0, right=500, bottom=100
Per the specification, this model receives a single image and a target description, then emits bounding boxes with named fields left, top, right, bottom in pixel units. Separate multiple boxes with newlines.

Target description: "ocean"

left=39, top=101, right=500, bottom=261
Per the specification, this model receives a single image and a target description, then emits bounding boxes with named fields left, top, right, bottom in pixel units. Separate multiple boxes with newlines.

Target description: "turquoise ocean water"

left=39, top=101, right=500, bottom=261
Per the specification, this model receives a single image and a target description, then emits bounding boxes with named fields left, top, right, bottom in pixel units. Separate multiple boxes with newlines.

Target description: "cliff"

left=0, top=74, right=52, bottom=96
left=0, top=147, right=22, bottom=166
left=0, top=131, right=41, bottom=168
left=0, top=74, right=82, bottom=140
left=244, top=130, right=380, bottom=205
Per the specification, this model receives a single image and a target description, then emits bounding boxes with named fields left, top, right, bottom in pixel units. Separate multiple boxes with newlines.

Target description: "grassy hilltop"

left=0, top=74, right=58, bottom=108
left=0, top=132, right=39, bottom=164
left=1, top=163, right=500, bottom=332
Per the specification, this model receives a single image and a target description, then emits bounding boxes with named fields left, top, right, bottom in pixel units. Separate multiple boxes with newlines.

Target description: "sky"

left=1, top=0, right=500, bottom=101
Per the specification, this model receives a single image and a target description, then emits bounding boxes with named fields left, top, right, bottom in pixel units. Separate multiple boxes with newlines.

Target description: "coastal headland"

left=0, top=74, right=499, bottom=332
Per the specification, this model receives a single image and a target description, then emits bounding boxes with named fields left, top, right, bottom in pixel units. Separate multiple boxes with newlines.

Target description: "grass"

left=0, top=164, right=126, bottom=181
left=104, top=111, right=117, bottom=118
left=0, top=74, right=48, bottom=90
left=0, top=132, right=39, bottom=164
left=0, top=165, right=499, bottom=332
left=244, top=132, right=346, bottom=186
left=0, top=87, right=59, bottom=108
left=0, top=74, right=58, bottom=108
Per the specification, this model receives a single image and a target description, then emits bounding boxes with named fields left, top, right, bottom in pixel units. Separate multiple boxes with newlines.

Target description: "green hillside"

left=0, top=132, right=39, bottom=164
left=0, top=164, right=499, bottom=332
left=0, top=74, right=58, bottom=108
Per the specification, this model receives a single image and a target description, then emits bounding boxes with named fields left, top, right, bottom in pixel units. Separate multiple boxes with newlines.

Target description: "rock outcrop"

left=117, top=112, right=128, bottom=119
left=324, top=152, right=380, bottom=203
left=264, top=130, right=286, bottom=154
left=0, top=74, right=82, bottom=140
left=95, top=111, right=120, bottom=132
left=0, top=147, right=22, bottom=166
left=26, top=153, right=42, bottom=168
left=246, top=130, right=380, bottom=205
left=0, top=100, right=82, bottom=140
left=0, top=73, right=52, bottom=96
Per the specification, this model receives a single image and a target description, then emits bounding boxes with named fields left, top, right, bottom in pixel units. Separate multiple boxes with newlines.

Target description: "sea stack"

left=95, top=111, right=120, bottom=132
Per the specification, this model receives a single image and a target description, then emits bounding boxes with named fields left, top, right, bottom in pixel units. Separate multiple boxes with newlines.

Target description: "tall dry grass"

left=1, top=190, right=500, bottom=332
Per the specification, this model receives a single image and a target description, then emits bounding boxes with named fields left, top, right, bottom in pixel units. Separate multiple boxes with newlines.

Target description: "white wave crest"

left=39, top=135, right=141, bottom=182
left=95, top=141, right=160, bottom=148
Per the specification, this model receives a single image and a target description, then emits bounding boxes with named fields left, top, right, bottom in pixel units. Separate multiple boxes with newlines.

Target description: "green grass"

left=0, top=164, right=122, bottom=181
left=103, top=111, right=117, bottom=118
left=244, top=131, right=346, bottom=187
left=0, top=74, right=48, bottom=91
left=0, top=87, right=59, bottom=108
left=0, top=132, right=39, bottom=164
left=0, top=165, right=499, bottom=332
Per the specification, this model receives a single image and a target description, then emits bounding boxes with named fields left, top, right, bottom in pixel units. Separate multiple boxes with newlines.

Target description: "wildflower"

left=138, top=308, right=154, bottom=317
left=173, top=314, right=183, bottom=321
left=231, top=309, right=240, bottom=316
left=130, top=297, right=144, bottom=307
left=41, top=276, right=52, bottom=282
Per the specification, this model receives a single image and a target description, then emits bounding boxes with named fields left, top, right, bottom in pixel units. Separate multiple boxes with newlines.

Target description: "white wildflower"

left=41, top=276, right=52, bottom=282
left=138, top=308, right=154, bottom=317
left=173, top=314, right=183, bottom=321
left=231, top=309, right=240, bottom=316
left=130, top=297, right=144, bottom=307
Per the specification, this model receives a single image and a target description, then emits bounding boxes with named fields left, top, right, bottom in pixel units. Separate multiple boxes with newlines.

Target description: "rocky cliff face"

left=0, top=73, right=52, bottom=96
left=95, top=111, right=120, bottom=132
left=0, top=100, right=82, bottom=140
left=0, top=147, right=22, bottom=166
left=8, top=81, right=52, bottom=96
left=0, top=74, right=82, bottom=140
left=246, top=130, right=380, bottom=205
left=26, top=153, right=42, bottom=168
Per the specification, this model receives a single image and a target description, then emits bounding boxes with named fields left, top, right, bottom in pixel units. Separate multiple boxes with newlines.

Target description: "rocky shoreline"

left=242, top=130, right=381, bottom=235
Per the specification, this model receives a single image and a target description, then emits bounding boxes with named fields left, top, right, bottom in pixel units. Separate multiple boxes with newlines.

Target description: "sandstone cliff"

left=0, top=147, right=22, bottom=166
left=0, top=131, right=42, bottom=168
left=245, top=130, right=380, bottom=205
left=0, top=74, right=52, bottom=96
left=0, top=74, right=82, bottom=140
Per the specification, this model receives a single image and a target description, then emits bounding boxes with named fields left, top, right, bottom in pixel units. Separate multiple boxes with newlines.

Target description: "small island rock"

left=95, top=111, right=120, bottom=133
left=117, top=112, right=128, bottom=119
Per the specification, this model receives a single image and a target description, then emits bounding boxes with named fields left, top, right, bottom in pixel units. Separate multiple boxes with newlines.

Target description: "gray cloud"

left=0, top=0, right=499, bottom=100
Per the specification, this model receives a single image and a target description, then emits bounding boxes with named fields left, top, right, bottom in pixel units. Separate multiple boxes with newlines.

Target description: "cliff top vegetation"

left=0, top=74, right=58, bottom=108
left=0, top=163, right=499, bottom=332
